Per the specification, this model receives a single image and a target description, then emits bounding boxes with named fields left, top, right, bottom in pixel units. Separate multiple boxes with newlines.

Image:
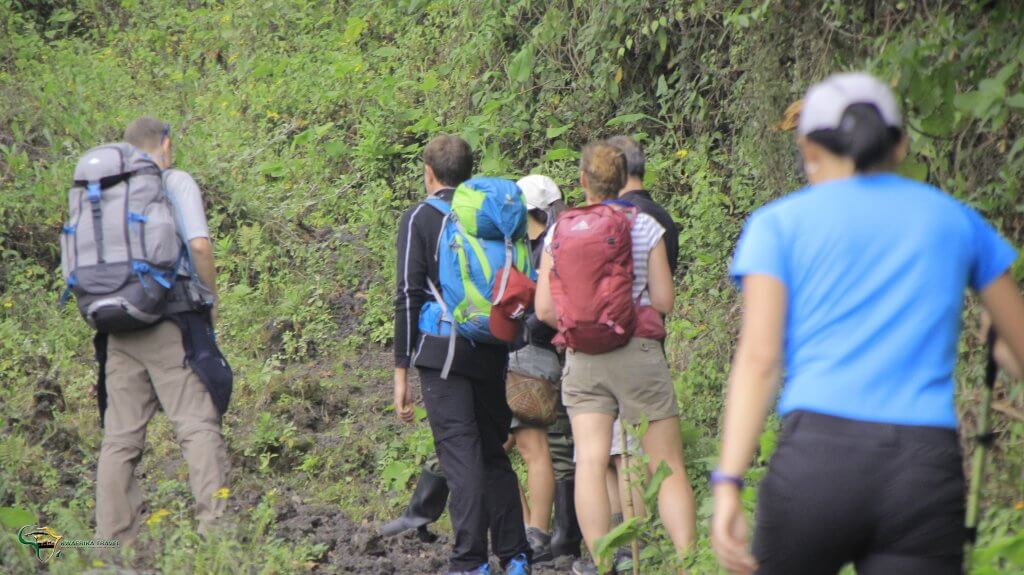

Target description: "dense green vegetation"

left=1, top=0, right=1022, bottom=572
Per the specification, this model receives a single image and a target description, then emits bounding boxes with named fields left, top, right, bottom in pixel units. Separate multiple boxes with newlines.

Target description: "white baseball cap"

left=516, top=174, right=562, bottom=211
left=798, top=72, right=901, bottom=135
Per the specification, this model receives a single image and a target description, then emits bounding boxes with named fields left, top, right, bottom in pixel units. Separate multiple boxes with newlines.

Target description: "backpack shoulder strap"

left=424, top=197, right=451, bottom=215
left=423, top=198, right=453, bottom=262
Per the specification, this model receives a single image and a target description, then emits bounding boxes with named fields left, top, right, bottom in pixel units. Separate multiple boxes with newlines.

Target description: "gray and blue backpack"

left=60, top=143, right=187, bottom=333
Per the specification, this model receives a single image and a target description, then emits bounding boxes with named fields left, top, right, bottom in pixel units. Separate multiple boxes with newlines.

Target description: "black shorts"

left=753, top=410, right=966, bottom=575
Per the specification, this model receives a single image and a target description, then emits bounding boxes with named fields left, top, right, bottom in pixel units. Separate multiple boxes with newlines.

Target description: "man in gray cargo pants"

left=95, top=116, right=227, bottom=543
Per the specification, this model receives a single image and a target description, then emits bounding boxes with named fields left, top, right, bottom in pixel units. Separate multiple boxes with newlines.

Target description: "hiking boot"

left=380, top=468, right=449, bottom=537
left=505, top=553, right=531, bottom=575
left=525, top=526, right=552, bottom=563
left=551, top=480, right=582, bottom=558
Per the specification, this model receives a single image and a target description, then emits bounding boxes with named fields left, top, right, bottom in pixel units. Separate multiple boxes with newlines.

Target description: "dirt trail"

left=247, top=347, right=573, bottom=574
left=273, top=499, right=569, bottom=573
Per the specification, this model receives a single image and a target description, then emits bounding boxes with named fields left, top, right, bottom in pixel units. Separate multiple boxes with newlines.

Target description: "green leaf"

left=757, top=425, right=777, bottom=465
left=1006, top=93, right=1024, bottom=110
left=593, top=517, right=640, bottom=567
left=545, top=123, right=573, bottom=139
left=656, top=75, right=669, bottom=97
left=257, top=160, right=289, bottom=178
left=292, top=128, right=315, bottom=148
left=541, top=147, right=581, bottom=161
left=898, top=157, right=928, bottom=182
left=508, top=45, right=535, bottom=84
left=606, top=113, right=652, bottom=126
left=323, top=140, right=346, bottom=158
left=0, top=507, right=36, bottom=529
left=314, top=122, right=336, bottom=138
left=976, top=532, right=1024, bottom=566
left=643, top=460, right=674, bottom=503
left=50, top=9, right=76, bottom=24
left=343, top=16, right=366, bottom=43
left=1007, top=137, right=1024, bottom=161
left=420, top=73, right=439, bottom=92
left=381, top=461, right=416, bottom=490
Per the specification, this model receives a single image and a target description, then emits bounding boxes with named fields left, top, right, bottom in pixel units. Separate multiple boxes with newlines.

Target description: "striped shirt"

left=545, top=211, right=665, bottom=305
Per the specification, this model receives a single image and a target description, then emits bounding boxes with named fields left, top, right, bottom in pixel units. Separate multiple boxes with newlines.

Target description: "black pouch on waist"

left=413, top=333, right=508, bottom=382
left=170, top=312, right=233, bottom=415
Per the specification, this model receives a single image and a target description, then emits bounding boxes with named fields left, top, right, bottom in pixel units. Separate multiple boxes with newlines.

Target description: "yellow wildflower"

left=146, top=509, right=171, bottom=526
left=214, top=487, right=231, bottom=500
left=675, top=149, right=689, bottom=160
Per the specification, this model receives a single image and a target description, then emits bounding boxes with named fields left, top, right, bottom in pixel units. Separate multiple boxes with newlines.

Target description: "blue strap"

left=131, top=261, right=174, bottom=290
left=152, top=272, right=172, bottom=289
left=58, top=274, right=77, bottom=306
left=128, top=212, right=147, bottom=236
left=87, top=182, right=101, bottom=203
left=424, top=197, right=451, bottom=215
left=132, top=261, right=151, bottom=291
left=62, top=225, right=76, bottom=234
left=603, top=199, right=634, bottom=208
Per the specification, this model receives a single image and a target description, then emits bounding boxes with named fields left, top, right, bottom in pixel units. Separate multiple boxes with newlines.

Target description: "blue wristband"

left=710, top=470, right=744, bottom=489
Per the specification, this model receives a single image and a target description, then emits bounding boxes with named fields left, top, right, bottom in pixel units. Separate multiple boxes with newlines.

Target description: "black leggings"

left=753, top=411, right=966, bottom=575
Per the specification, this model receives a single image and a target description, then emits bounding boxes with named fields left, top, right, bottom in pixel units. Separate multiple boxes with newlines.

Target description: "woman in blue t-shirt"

left=710, top=72, right=1024, bottom=575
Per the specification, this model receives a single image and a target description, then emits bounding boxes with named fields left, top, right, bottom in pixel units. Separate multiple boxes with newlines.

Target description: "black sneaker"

left=525, top=526, right=553, bottom=563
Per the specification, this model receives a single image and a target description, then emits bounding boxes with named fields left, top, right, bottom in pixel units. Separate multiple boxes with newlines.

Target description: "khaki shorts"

left=561, top=338, right=678, bottom=426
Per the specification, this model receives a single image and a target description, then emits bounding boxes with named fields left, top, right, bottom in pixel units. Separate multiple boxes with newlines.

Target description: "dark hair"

left=546, top=199, right=567, bottom=221
left=605, top=135, right=645, bottom=178
left=423, top=135, right=473, bottom=186
left=124, top=116, right=170, bottom=152
left=528, top=199, right=568, bottom=228
left=806, top=104, right=902, bottom=171
left=580, top=142, right=627, bottom=200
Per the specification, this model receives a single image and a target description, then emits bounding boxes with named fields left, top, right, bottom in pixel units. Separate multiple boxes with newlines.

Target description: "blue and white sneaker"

left=505, top=553, right=531, bottom=575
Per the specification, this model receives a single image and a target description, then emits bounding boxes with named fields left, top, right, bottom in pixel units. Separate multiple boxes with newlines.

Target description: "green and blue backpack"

left=418, top=177, right=534, bottom=377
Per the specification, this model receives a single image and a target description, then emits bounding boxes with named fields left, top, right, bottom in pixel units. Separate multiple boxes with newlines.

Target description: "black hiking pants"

left=753, top=410, right=966, bottom=575
left=419, top=365, right=530, bottom=571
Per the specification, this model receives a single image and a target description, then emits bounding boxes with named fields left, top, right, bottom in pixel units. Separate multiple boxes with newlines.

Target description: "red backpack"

left=550, top=204, right=639, bottom=353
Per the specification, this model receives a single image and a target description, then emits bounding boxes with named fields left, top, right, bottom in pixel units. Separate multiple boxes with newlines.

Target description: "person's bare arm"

left=712, top=274, right=786, bottom=574
left=189, top=237, right=218, bottom=323
left=979, top=273, right=1024, bottom=380
left=647, top=239, right=674, bottom=314
left=535, top=250, right=557, bottom=327
left=718, top=274, right=786, bottom=476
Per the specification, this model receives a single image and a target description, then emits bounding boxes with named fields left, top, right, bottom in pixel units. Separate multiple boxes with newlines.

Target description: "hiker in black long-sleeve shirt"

left=392, top=135, right=531, bottom=575
left=607, top=135, right=681, bottom=277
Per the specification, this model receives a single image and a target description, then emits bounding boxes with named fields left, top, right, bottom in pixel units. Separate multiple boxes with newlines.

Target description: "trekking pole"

left=965, top=326, right=998, bottom=568
left=619, top=423, right=640, bottom=575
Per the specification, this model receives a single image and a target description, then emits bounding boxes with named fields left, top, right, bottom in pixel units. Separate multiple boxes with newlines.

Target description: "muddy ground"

left=272, top=499, right=572, bottom=574
left=260, top=352, right=574, bottom=575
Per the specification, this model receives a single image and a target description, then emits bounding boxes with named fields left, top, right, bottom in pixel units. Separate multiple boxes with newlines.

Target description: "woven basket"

left=506, top=370, right=559, bottom=426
